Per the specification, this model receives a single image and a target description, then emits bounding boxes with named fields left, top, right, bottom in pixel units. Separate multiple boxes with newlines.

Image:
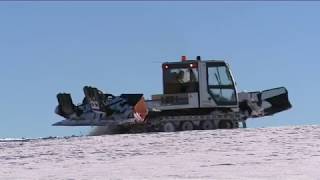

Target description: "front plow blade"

left=261, top=87, right=292, bottom=116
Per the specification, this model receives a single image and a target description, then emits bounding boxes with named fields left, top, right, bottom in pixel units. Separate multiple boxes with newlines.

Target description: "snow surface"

left=1, top=125, right=320, bottom=180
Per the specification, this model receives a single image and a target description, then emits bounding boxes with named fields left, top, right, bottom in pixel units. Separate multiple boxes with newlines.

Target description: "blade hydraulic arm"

left=238, top=87, right=292, bottom=119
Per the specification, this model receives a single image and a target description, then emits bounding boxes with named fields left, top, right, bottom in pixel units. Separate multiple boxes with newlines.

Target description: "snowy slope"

left=1, top=125, right=320, bottom=180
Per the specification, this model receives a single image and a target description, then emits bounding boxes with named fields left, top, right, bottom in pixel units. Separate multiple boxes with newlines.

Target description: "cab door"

left=206, top=62, right=237, bottom=106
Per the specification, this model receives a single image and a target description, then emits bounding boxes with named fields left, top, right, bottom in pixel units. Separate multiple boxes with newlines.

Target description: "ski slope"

left=1, top=125, right=320, bottom=179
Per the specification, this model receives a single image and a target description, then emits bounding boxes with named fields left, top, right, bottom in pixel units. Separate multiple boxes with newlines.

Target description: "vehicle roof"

left=162, top=60, right=227, bottom=65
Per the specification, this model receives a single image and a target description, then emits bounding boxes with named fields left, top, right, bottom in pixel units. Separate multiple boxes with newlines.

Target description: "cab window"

left=163, top=66, right=199, bottom=94
left=207, top=64, right=237, bottom=105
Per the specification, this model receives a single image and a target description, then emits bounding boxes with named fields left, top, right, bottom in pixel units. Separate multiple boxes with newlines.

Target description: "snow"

left=1, top=125, right=320, bottom=179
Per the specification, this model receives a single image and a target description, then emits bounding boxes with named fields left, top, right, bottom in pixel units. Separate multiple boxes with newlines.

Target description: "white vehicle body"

left=53, top=56, right=291, bottom=133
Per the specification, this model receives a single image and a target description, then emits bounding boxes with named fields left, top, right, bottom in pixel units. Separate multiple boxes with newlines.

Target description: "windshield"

left=207, top=64, right=237, bottom=105
left=208, top=66, right=233, bottom=86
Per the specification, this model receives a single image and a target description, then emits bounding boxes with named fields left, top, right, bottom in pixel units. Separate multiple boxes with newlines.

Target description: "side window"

left=167, top=69, right=198, bottom=83
left=164, top=67, right=199, bottom=94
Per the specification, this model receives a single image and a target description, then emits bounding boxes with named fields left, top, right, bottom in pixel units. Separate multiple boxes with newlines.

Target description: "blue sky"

left=0, top=2, right=319, bottom=138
